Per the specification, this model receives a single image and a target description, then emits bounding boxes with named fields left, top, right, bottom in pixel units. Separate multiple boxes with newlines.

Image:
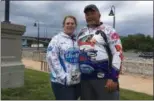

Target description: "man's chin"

left=88, top=23, right=97, bottom=27
left=87, top=21, right=97, bottom=25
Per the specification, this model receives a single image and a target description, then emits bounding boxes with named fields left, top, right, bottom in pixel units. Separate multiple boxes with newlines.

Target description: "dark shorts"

left=80, top=79, right=120, bottom=100
left=51, top=82, right=81, bottom=100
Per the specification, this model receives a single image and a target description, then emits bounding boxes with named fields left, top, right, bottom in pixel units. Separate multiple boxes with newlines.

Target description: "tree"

left=120, top=33, right=154, bottom=52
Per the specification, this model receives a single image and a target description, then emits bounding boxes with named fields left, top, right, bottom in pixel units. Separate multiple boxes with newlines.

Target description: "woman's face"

left=63, top=17, right=76, bottom=36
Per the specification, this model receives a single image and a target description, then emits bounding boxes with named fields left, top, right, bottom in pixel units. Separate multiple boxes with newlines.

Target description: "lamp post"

left=109, top=5, right=115, bottom=29
left=4, top=0, right=10, bottom=23
left=34, top=21, right=40, bottom=51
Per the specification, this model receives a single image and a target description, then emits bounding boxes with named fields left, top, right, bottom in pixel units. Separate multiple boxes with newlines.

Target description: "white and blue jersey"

left=77, top=23, right=124, bottom=82
left=46, top=32, right=81, bottom=85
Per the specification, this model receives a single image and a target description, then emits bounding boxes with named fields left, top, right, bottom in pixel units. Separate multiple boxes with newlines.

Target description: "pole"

left=46, top=28, right=48, bottom=39
left=4, top=0, right=10, bottom=23
left=112, top=5, right=115, bottom=29
left=37, top=22, right=40, bottom=51
left=113, top=15, right=115, bottom=29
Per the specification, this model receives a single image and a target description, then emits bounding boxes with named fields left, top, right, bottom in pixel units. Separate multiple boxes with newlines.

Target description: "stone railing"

left=22, top=51, right=153, bottom=76
left=22, top=51, right=46, bottom=61
left=122, top=58, right=153, bottom=76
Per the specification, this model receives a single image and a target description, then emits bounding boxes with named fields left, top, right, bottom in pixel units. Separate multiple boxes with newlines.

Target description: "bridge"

left=22, top=36, right=51, bottom=47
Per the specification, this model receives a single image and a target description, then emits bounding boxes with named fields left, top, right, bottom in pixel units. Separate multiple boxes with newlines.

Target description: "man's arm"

left=107, top=28, right=124, bottom=82
left=104, top=27, right=124, bottom=92
left=46, top=37, right=67, bottom=81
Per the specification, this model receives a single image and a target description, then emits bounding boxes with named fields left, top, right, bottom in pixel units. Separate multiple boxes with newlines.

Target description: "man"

left=77, top=4, right=124, bottom=100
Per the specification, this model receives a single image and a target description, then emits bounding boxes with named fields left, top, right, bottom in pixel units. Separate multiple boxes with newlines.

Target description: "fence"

left=40, top=60, right=50, bottom=72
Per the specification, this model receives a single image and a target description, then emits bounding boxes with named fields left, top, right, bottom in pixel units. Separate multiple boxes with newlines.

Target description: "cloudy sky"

left=0, top=1, right=153, bottom=38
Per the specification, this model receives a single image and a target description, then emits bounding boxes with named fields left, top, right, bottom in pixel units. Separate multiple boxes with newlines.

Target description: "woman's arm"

left=46, top=37, right=67, bottom=81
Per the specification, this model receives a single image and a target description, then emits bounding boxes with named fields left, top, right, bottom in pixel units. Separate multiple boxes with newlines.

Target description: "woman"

left=46, top=16, right=81, bottom=100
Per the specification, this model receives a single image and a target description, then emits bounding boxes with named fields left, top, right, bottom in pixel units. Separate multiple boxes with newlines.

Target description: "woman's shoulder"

left=51, top=32, right=63, bottom=40
left=48, top=32, right=61, bottom=45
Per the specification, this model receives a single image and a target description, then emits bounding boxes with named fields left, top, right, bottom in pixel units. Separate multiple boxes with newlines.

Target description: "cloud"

left=117, top=15, right=153, bottom=36
left=0, top=1, right=153, bottom=38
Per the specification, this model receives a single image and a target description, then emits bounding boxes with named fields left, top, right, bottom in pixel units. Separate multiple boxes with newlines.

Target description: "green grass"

left=1, top=69, right=153, bottom=100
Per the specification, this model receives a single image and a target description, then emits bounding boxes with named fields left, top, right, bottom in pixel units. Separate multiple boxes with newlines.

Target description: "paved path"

left=22, top=59, right=153, bottom=95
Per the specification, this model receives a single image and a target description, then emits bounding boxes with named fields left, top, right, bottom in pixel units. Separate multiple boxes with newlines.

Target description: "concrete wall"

left=1, top=22, right=26, bottom=89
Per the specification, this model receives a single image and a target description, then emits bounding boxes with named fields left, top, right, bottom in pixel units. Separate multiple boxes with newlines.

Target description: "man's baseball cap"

left=84, top=4, right=100, bottom=13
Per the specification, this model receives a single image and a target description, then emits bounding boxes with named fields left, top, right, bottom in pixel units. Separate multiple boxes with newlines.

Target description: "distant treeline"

left=120, top=33, right=154, bottom=52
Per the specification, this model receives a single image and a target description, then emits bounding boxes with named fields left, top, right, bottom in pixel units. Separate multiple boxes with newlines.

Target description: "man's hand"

left=105, top=79, right=118, bottom=92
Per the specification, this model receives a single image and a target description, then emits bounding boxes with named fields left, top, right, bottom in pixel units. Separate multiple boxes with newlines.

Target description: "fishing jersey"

left=46, top=32, right=81, bottom=85
left=77, top=23, right=124, bottom=82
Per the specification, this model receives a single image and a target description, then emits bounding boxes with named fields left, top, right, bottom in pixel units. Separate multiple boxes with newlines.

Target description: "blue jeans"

left=51, top=82, right=81, bottom=100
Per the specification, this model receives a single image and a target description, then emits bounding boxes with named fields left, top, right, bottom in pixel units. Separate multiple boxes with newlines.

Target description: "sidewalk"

left=119, top=74, right=153, bottom=95
left=22, top=58, right=153, bottom=95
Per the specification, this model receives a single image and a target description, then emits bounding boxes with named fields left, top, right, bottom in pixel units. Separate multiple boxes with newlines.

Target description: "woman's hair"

left=62, top=15, right=77, bottom=27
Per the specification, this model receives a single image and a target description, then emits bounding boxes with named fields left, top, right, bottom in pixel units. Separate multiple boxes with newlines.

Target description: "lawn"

left=1, top=68, right=153, bottom=100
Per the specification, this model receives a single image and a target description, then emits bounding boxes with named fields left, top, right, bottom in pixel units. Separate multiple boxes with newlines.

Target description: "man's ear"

left=99, top=13, right=101, bottom=18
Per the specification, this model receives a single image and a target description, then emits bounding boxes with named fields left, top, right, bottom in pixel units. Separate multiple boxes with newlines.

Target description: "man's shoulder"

left=102, top=24, right=114, bottom=31
left=100, top=24, right=116, bottom=35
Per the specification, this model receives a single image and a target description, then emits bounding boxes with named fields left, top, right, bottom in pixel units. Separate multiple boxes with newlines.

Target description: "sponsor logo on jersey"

left=79, top=49, right=98, bottom=62
left=64, top=48, right=80, bottom=63
left=78, top=41, right=95, bottom=47
left=80, top=64, right=94, bottom=74
left=111, top=32, right=120, bottom=40
left=97, top=72, right=105, bottom=78
left=115, top=44, right=122, bottom=51
left=70, top=70, right=80, bottom=81
left=79, top=56, right=88, bottom=61
left=78, top=34, right=95, bottom=50
left=120, top=52, right=124, bottom=60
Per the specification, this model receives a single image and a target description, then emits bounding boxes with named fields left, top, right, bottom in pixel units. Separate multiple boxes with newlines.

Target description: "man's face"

left=85, top=10, right=100, bottom=26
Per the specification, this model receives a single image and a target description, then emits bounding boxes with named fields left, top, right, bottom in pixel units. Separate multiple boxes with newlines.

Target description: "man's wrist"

left=108, top=72, right=119, bottom=82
